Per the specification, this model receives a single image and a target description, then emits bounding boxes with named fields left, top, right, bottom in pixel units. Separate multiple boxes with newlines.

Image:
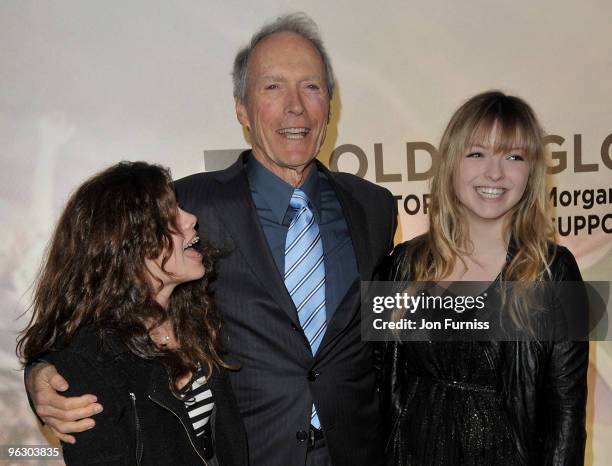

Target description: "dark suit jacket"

left=175, top=152, right=397, bottom=466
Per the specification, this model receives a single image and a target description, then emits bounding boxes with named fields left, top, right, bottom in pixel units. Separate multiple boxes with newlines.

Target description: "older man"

left=26, top=13, right=397, bottom=466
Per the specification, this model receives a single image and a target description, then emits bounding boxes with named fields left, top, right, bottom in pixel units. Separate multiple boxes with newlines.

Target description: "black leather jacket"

left=380, top=240, right=588, bottom=466
left=44, top=330, right=249, bottom=466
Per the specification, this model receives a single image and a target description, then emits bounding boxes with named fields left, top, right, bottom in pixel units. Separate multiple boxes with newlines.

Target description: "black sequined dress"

left=385, top=340, right=518, bottom=466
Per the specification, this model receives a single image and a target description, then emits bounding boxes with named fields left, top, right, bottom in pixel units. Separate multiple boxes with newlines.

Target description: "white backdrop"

left=1, top=1, right=611, bottom=464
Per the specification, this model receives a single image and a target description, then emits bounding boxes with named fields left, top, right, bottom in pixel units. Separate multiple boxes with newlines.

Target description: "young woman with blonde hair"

left=382, top=91, right=588, bottom=465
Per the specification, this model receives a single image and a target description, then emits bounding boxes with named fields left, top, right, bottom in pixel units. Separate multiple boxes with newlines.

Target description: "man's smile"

left=277, top=127, right=311, bottom=140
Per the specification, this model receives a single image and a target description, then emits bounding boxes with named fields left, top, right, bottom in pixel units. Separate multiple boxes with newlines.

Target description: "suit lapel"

left=211, top=154, right=300, bottom=327
left=316, top=165, right=373, bottom=355
left=324, top=168, right=373, bottom=281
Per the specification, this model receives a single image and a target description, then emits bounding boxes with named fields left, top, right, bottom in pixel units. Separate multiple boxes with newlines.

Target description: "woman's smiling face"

left=454, top=124, right=530, bottom=226
left=146, top=207, right=205, bottom=306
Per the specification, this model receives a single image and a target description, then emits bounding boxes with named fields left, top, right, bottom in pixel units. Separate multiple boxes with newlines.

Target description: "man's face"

left=235, top=31, right=330, bottom=186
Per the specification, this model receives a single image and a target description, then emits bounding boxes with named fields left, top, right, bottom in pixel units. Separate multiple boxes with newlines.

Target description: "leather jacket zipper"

left=149, top=395, right=208, bottom=465
left=129, top=392, right=143, bottom=466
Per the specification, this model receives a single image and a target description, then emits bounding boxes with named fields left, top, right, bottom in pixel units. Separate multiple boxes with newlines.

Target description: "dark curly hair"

left=17, top=161, right=225, bottom=392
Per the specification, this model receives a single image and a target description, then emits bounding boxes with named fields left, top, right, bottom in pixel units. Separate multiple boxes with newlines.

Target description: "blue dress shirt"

left=245, top=154, right=358, bottom=320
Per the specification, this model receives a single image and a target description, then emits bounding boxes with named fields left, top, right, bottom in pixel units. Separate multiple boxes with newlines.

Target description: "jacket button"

left=296, top=430, right=308, bottom=442
left=291, top=323, right=300, bottom=331
left=307, top=370, right=319, bottom=381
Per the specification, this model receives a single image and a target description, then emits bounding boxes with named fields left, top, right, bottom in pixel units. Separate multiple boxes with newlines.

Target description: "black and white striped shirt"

left=184, top=371, right=214, bottom=437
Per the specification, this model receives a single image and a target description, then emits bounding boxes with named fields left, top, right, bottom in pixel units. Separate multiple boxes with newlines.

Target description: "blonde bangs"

left=465, top=104, right=543, bottom=163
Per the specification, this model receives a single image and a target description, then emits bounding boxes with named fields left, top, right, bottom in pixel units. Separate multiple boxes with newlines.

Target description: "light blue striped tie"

left=284, top=188, right=326, bottom=429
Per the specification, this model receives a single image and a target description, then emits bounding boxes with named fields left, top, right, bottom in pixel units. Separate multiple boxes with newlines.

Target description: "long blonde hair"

left=406, top=90, right=555, bottom=285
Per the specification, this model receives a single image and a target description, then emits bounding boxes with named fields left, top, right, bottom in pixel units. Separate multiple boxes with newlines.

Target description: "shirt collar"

left=246, top=152, right=322, bottom=224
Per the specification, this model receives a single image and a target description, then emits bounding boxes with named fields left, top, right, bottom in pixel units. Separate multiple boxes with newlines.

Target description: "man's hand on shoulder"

left=27, top=363, right=103, bottom=444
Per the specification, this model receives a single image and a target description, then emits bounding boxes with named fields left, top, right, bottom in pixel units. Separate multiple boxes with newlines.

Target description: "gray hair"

left=232, top=12, right=335, bottom=102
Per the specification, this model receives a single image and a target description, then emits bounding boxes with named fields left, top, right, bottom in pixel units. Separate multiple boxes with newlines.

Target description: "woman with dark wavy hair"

left=382, top=91, right=588, bottom=465
left=18, top=161, right=247, bottom=466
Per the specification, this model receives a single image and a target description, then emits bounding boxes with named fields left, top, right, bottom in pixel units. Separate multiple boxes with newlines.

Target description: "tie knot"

left=289, top=189, right=310, bottom=210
